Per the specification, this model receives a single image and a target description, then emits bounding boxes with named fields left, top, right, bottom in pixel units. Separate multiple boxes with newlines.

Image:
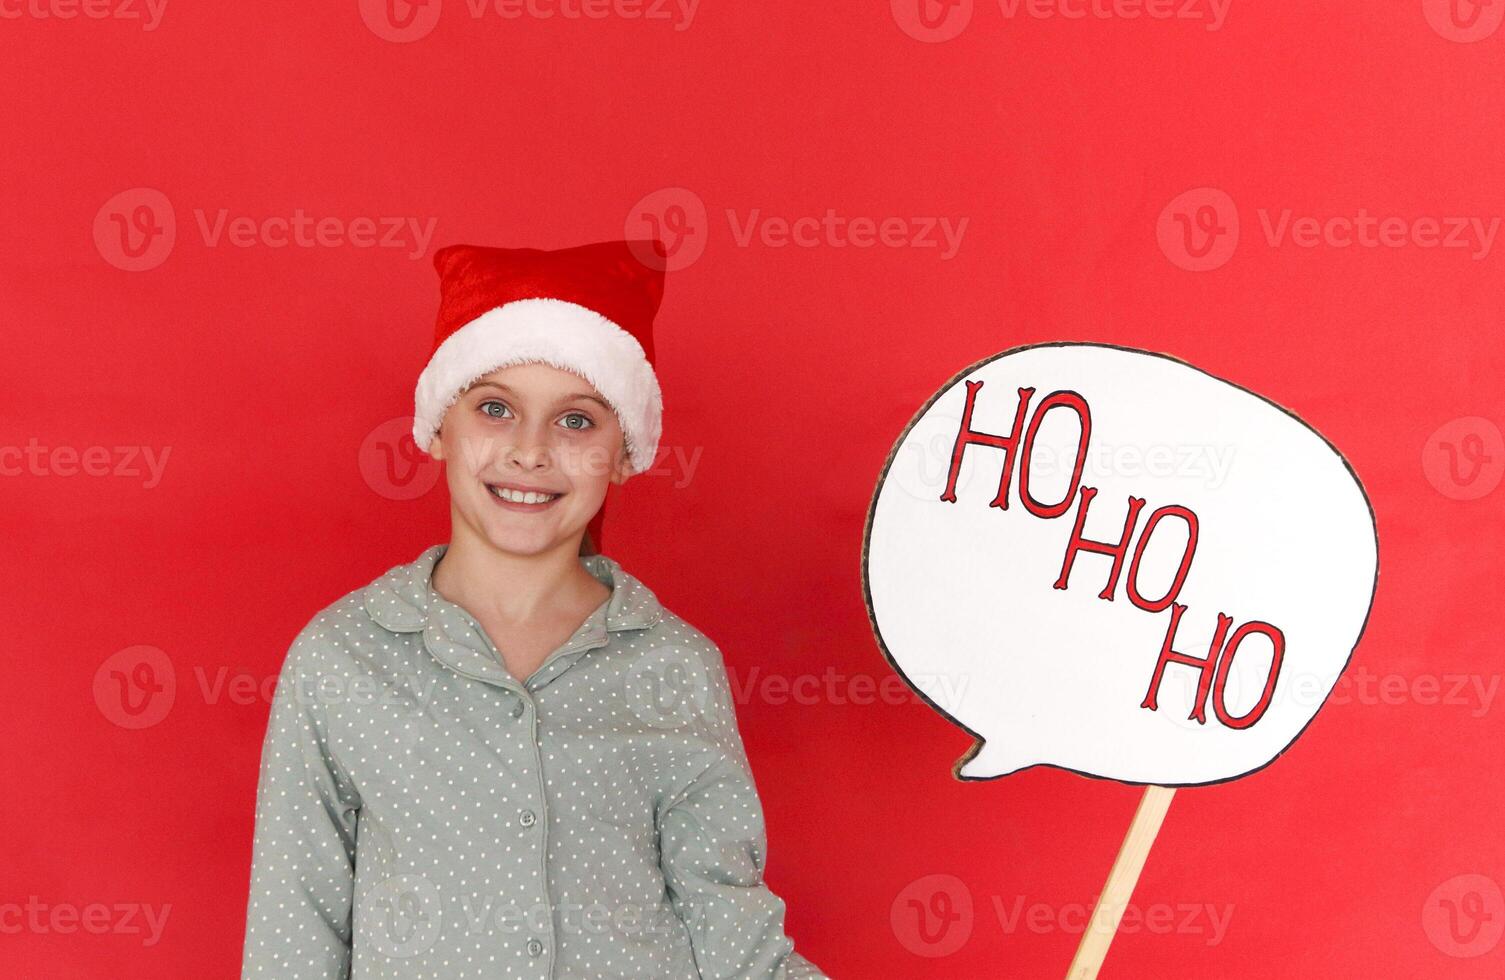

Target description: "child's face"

left=427, top=361, right=630, bottom=558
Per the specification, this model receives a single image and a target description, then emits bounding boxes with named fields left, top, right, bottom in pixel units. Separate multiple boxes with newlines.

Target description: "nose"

left=505, top=420, right=554, bottom=470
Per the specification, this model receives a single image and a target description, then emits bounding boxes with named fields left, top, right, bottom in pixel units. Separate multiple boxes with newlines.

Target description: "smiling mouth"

left=487, top=484, right=563, bottom=507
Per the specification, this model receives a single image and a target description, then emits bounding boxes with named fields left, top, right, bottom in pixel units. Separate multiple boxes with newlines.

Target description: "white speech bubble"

left=862, top=343, right=1378, bottom=787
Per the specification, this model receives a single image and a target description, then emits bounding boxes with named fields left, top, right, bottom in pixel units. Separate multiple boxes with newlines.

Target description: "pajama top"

left=241, top=543, right=827, bottom=979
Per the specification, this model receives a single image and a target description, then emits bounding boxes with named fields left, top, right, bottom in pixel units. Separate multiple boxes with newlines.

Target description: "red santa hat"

left=413, top=240, right=666, bottom=479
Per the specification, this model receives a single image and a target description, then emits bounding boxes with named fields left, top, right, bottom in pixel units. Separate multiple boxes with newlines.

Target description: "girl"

left=241, top=241, right=827, bottom=979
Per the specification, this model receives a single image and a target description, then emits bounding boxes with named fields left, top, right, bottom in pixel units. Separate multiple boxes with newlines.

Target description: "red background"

left=2, top=2, right=1502, bottom=977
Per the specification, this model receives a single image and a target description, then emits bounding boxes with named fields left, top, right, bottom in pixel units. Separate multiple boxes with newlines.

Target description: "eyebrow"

left=469, top=381, right=611, bottom=411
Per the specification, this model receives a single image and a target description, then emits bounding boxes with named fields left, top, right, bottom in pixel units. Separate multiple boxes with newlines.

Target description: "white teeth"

left=490, top=485, right=558, bottom=505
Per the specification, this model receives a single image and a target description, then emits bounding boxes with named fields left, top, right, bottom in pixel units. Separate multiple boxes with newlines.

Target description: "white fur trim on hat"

left=412, top=297, right=662, bottom=475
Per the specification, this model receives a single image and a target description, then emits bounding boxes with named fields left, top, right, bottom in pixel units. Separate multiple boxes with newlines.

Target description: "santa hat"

left=413, top=240, right=666, bottom=477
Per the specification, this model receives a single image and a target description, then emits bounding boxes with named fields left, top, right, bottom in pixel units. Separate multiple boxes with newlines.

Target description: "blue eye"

left=479, top=400, right=511, bottom=419
left=560, top=412, right=595, bottom=431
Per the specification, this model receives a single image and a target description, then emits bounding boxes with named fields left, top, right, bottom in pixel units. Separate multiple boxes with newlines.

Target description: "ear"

left=425, top=426, right=446, bottom=461
left=608, top=445, right=632, bottom=486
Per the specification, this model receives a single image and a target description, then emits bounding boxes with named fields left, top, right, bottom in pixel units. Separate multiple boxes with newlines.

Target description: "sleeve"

left=241, top=625, right=364, bottom=980
left=655, top=643, right=831, bottom=980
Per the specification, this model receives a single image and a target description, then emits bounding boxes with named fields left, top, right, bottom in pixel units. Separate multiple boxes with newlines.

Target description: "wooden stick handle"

left=1065, top=785, right=1177, bottom=980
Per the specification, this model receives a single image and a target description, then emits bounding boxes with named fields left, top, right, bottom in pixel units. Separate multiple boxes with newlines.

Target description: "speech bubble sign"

left=863, top=343, right=1378, bottom=787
